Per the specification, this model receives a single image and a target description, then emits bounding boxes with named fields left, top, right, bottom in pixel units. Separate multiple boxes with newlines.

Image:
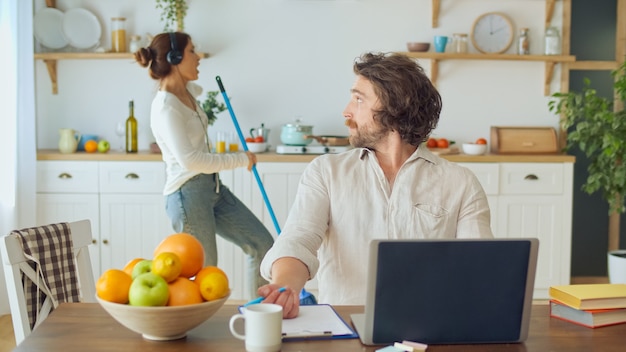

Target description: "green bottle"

left=125, top=100, right=138, bottom=153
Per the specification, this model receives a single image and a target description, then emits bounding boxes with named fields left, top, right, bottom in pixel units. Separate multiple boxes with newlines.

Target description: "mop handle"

left=216, top=76, right=282, bottom=234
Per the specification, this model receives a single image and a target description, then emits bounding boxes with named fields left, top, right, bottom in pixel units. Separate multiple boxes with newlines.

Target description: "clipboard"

left=238, top=304, right=358, bottom=341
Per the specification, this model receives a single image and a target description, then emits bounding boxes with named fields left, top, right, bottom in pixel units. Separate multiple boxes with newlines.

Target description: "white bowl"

left=96, top=291, right=230, bottom=341
left=246, top=142, right=267, bottom=153
left=462, top=143, right=488, bottom=155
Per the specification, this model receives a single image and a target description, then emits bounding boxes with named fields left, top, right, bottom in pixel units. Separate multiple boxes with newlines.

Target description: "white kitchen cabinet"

left=255, top=162, right=320, bottom=295
left=99, top=194, right=170, bottom=274
left=98, top=162, right=171, bottom=276
left=36, top=161, right=172, bottom=280
left=496, top=163, right=573, bottom=298
left=247, top=163, right=310, bottom=237
left=36, top=158, right=573, bottom=301
left=36, top=161, right=101, bottom=278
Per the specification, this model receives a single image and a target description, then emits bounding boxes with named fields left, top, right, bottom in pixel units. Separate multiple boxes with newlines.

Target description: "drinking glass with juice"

left=229, top=132, right=239, bottom=152
left=216, top=132, right=226, bottom=153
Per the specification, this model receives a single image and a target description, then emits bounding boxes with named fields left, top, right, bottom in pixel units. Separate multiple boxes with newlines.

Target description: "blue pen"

left=243, top=287, right=286, bottom=307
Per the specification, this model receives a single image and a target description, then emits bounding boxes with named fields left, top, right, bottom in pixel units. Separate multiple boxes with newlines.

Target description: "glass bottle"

left=453, top=33, right=468, bottom=53
left=518, top=28, right=530, bottom=55
left=544, top=27, right=561, bottom=55
left=111, top=17, right=127, bottom=52
left=125, top=100, right=138, bottom=153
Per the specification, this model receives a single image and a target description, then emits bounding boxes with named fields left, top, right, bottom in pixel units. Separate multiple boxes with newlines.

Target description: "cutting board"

left=428, top=145, right=460, bottom=155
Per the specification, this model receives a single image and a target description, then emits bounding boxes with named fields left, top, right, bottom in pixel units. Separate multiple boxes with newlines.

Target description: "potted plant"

left=155, top=0, right=188, bottom=31
left=548, top=60, right=626, bottom=283
left=198, top=90, right=227, bottom=126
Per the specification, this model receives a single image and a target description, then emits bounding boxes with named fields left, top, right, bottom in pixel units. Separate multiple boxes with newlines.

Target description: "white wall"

left=34, top=0, right=563, bottom=150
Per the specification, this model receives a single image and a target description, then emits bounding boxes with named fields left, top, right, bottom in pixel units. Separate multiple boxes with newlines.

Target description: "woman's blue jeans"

left=165, top=173, right=274, bottom=299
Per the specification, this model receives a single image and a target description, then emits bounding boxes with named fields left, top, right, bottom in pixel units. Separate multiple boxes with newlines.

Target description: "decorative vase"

left=607, top=250, right=626, bottom=284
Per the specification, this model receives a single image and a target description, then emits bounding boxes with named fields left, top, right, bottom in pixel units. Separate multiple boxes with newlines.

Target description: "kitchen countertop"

left=37, top=149, right=576, bottom=163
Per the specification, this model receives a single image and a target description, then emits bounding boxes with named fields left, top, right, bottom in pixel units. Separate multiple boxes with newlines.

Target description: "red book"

left=549, top=300, right=626, bottom=328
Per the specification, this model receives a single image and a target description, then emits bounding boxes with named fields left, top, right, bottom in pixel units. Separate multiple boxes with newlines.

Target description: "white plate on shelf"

left=34, top=7, right=68, bottom=49
left=62, top=8, right=101, bottom=49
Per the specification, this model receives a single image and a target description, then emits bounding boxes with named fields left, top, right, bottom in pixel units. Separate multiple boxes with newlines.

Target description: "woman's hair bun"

left=135, top=47, right=153, bottom=67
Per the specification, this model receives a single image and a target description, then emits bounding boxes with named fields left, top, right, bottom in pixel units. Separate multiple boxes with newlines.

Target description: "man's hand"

left=256, top=284, right=300, bottom=318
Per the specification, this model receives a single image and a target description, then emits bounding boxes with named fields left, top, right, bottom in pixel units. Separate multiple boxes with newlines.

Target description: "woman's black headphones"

left=166, top=32, right=183, bottom=65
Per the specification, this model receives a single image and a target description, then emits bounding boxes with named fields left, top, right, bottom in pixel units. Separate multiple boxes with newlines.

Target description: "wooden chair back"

left=0, top=219, right=96, bottom=345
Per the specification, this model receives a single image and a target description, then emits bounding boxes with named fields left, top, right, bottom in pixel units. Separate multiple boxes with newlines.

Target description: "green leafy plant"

left=198, top=91, right=227, bottom=126
left=549, top=61, right=626, bottom=214
left=548, top=61, right=626, bottom=252
left=155, top=0, right=188, bottom=31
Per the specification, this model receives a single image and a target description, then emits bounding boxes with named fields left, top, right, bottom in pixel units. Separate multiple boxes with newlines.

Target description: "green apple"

left=131, top=259, right=153, bottom=279
left=128, top=272, right=169, bottom=306
left=97, top=139, right=110, bottom=153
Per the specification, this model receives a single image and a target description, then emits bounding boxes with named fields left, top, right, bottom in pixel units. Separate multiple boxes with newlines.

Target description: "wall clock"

left=470, top=12, right=514, bottom=54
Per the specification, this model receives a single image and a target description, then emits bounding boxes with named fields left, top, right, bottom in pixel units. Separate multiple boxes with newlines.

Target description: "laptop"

left=351, top=238, right=539, bottom=345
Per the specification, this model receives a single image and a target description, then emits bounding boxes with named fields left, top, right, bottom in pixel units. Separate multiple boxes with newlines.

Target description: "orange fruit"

left=84, top=140, right=98, bottom=153
left=167, top=277, right=204, bottom=306
left=154, top=233, right=205, bottom=278
left=475, top=138, right=488, bottom=145
left=152, top=252, right=183, bottom=282
left=426, top=138, right=438, bottom=148
left=122, top=258, right=145, bottom=277
left=197, top=272, right=229, bottom=301
left=437, top=138, right=449, bottom=148
left=96, top=269, right=133, bottom=304
left=193, top=265, right=227, bottom=284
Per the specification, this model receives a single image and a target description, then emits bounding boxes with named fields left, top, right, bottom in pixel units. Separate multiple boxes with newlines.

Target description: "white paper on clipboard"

left=239, top=304, right=357, bottom=340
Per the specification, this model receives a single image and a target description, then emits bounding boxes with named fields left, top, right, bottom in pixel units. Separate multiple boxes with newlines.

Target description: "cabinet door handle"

left=524, top=174, right=539, bottom=180
left=92, top=239, right=97, bottom=244
left=102, top=239, right=109, bottom=245
left=58, top=172, right=72, bottom=179
left=125, top=173, right=139, bottom=179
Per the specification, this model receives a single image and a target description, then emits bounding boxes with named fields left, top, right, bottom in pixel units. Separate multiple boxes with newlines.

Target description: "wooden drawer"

left=500, top=163, right=564, bottom=195
left=37, top=161, right=99, bottom=193
left=458, top=163, right=499, bottom=195
left=99, top=162, right=165, bottom=194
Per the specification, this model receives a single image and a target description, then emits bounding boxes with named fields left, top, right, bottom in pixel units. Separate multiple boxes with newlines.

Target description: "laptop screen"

left=367, top=239, right=537, bottom=344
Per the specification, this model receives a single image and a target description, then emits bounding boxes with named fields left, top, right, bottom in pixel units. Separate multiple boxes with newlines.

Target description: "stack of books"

left=549, top=284, right=626, bottom=328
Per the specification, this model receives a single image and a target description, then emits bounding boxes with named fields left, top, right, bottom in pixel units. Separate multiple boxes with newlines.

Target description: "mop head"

left=299, top=289, right=318, bottom=305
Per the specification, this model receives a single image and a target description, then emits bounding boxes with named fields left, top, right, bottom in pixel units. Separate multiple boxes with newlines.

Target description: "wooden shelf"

left=401, top=52, right=575, bottom=62
left=400, top=52, right=576, bottom=96
left=34, top=52, right=210, bottom=94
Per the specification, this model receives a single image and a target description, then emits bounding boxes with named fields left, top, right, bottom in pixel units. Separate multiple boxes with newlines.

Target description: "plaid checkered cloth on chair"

left=13, top=222, right=81, bottom=329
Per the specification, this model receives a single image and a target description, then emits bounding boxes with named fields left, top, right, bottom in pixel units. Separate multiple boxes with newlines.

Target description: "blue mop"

left=216, top=76, right=317, bottom=306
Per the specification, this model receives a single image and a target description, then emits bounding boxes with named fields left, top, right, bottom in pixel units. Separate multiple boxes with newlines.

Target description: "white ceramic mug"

left=229, top=303, right=283, bottom=352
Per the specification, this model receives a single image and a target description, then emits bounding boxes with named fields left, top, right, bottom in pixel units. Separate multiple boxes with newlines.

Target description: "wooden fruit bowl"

left=96, top=291, right=230, bottom=341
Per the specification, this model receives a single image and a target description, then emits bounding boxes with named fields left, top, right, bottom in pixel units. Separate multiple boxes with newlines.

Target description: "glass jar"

left=111, top=17, right=127, bottom=52
left=129, top=35, right=142, bottom=53
left=518, top=28, right=530, bottom=55
left=544, top=26, right=561, bottom=55
left=452, top=33, right=468, bottom=53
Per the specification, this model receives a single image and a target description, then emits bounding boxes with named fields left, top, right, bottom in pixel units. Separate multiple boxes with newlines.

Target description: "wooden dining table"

left=13, top=302, right=626, bottom=351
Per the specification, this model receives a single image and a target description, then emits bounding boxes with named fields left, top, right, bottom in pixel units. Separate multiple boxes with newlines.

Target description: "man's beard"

left=349, top=123, right=390, bottom=149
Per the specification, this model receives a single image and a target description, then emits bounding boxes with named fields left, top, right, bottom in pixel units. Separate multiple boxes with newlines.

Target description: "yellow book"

left=549, top=284, right=626, bottom=310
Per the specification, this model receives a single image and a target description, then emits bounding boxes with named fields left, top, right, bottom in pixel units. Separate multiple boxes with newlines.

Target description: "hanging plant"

left=198, top=91, right=227, bottom=126
left=155, top=0, right=188, bottom=31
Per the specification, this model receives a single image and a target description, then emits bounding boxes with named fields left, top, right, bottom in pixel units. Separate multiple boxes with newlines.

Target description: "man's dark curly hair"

left=353, top=52, right=442, bottom=146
